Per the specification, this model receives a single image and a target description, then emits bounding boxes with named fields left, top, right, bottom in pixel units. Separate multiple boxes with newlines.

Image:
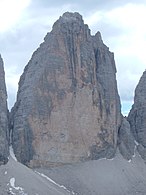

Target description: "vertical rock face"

left=128, top=70, right=146, bottom=160
left=11, top=12, right=121, bottom=167
left=0, top=55, right=9, bottom=165
left=118, top=117, right=135, bottom=160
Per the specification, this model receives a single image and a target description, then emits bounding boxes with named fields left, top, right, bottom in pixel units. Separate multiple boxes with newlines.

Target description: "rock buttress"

left=0, top=55, right=9, bottom=165
left=128, top=70, right=146, bottom=161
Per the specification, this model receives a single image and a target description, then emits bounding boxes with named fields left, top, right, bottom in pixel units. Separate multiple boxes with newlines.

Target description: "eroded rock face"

left=0, top=55, right=9, bottom=165
left=118, top=117, right=135, bottom=160
left=11, top=12, right=121, bottom=167
left=128, top=70, right=146, bottom=160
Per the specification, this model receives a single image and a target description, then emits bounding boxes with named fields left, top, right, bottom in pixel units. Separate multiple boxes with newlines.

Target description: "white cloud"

left=105, top=3, right=146, bottom=27
left=85, top=3, right=146, bottom=113
left=6, top=67, right=20, bottom=108
left=0, top=0, right=31, bottom=32
left=106, top=4, right=146, bottom=107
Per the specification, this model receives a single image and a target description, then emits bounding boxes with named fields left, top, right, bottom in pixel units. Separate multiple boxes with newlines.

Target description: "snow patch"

left=4, top=171, right=7, bottom=175
left=9, top=177, right=28, bottom=195
left=133, top=145, right=137, bottom=158
left=133, top=140, right=140, bottom=158
left=35, top=171, right=76, bottom=194
left=134, top=140, right=139, bottom=146
left=9, top=145, right=18, bottom=161
left=10, top=177, right=23, bottom=191
left=98, top=157, right=106, bottom=161
left=9, top=129, right=18, bottom=162
left=9, top=187, right=15, bottom=195
left=107, top=158, right=114, bottom=161
left=97, top=157, right=114, bottom=162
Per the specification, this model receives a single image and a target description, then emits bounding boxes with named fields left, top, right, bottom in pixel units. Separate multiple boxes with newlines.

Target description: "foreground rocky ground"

left=0, top=148, right=146, bottom=195
left=0, top=149, right=72, bottom=195
left=36, top=151, right=146, bottom=195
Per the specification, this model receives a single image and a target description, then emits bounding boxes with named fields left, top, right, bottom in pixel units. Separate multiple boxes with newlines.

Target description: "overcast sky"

left=0, top=0, right=146, bottom=115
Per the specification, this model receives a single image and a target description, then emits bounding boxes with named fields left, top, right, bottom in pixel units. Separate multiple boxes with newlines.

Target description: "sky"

left=0, top=0, right=146, bottom=115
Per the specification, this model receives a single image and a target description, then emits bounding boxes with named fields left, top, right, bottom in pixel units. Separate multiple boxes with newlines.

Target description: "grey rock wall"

left=118, top=117, right=135, bottom=160
left=128, top=70, right=146, bottom=161
left=11, top=12, right=121, bottom=167
left=0, top=55, right=9, bottom=165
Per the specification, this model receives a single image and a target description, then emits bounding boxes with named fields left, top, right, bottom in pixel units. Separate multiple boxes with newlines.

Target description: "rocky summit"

left=11, top=12, right=122, bottom=167
left=128, top=70, right=146, bottom=161
left=0, top=55, right=9, bottom=165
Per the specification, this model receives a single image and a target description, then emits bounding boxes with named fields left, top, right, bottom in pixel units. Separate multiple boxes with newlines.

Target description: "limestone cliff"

left=11, top=12, right=121, bottom=167
left=0, top=55, right=9, bottom=165
left=128, top=70, right=146, bottom=161
left=118, top=117, right=135, bottom=160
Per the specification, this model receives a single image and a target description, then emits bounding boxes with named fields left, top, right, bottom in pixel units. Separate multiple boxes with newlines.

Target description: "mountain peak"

left=61, top=12, right=83, bottom=21
left=52, top=12, right=87, bottom=34
left=11, top=12, right=121, bottom=167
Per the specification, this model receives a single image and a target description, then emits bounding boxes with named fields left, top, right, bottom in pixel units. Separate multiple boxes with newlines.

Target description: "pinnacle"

left=61, top=12, right=83, bottom=21
left=51, top=12, right=85, bottom=35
